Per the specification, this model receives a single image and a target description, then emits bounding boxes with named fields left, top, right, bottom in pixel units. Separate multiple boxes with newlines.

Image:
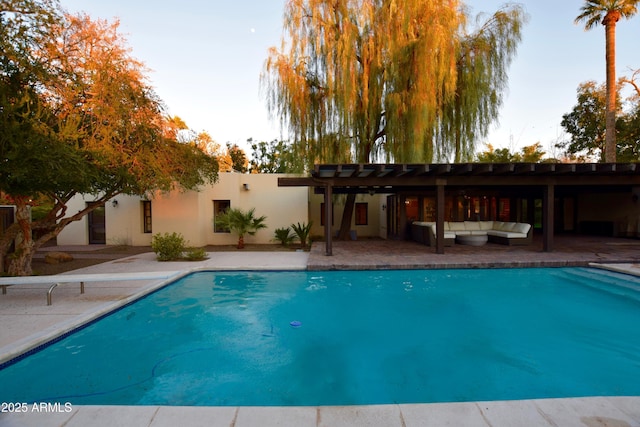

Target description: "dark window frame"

left=142, top=201, right=152, bottom=233
left=213, top=200, right=231, bottom=233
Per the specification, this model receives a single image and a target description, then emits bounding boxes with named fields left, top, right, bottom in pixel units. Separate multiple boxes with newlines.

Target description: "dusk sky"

left=61, top=0, right=639, bottom=158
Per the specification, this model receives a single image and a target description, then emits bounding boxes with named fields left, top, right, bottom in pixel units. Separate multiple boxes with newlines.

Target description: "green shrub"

left=151, top=232, right=186, bottom=261
left=273, top=227, right=295, bottom=246
left=291, top=221, right=313, bottom=249
left=185, top=247, right=208, bottom=261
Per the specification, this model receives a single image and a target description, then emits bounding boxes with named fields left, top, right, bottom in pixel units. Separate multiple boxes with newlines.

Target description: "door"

left=88, top=204, right=106, bottom=244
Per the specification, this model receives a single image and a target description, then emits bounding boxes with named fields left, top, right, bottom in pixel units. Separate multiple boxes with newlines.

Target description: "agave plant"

left=291, top=221, right=313, bottom=249
left=214, top=208, right=267, bottom=249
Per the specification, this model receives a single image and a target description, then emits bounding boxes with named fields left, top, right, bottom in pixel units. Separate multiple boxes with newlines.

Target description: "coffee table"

left=456, top=234, right=488, bottom=246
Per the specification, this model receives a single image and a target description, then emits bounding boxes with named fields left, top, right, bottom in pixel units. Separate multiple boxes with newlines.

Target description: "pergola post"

left=543, top=183, right=555, bottom=252
left=436, top=179, right=446, bottom=254
left=399, top=194, right=407, bottom=239
left=324, top=184, right=333, bottom=256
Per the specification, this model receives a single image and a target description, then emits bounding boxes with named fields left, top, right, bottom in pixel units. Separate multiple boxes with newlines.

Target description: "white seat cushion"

left=464, top=221, right=481, bottom=231
left=487, top=230, right=527, bottom=238
left=479, top=221, right=495, bottom=231
left=498, top=222, right=518, bottom=231
left=513, top=223, right=531, bottom=234
left=448, top=222, right=466, bottom=231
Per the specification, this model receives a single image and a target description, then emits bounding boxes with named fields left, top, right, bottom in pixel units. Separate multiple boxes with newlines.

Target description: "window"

left=498, top=198, right=511, bottom=222
left=355, top=202, right=368, bottom=225
left=320, top=202, right=334, bottom=226
left=213, top=200, right=231, bottom=233
left=142, top=201, right=152, bottom=233
left=405, top=197, right=418, bottom=222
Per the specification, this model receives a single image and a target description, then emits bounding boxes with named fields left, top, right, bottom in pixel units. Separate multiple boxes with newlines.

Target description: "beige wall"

left=57, top=173, right=309, bottom=247
left=308, top=191, right=385, bottom=240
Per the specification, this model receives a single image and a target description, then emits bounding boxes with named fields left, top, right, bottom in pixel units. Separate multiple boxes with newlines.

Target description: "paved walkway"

left=1, top=243, right=640, bottom=426
left=307, top=235, right=640, bottom=269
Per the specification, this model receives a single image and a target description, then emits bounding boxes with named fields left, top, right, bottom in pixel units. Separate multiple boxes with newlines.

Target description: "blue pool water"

left=2, top=268, right=640, bottom=406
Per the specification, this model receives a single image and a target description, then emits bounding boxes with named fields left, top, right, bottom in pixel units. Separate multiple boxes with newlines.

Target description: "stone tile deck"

left=3, top=397, right=640, bottom=427
left=307, top=235, right=640, bottom=270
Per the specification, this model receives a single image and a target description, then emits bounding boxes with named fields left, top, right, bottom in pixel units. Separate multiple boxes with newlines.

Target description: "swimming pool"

left=1, top=267, right=640, bottom=406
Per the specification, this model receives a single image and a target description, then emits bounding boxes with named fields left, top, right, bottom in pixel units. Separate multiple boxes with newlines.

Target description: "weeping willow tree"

left=437, top=5, right=527, bottom=162
left=263, top=0, right=464, bottom=167
left=263, top=0, right=526, bottom=238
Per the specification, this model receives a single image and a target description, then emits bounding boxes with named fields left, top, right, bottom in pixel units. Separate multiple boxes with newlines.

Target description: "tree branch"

left=621, top=69, right=640, bottom=97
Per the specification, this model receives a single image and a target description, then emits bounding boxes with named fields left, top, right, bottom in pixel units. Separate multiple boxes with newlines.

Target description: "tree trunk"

left=237, top=234, right=245, bottom=249
left=337, top=193, right=356, bottom=240
left=0, top=221, right=20, bottom=275
left=7, top=198, right=34, bottom=276
left=2, top=194, right=114, bottom=276
left=603, top=14, right=618, bottom=163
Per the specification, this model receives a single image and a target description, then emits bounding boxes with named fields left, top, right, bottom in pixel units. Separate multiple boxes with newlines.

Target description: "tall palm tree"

left=214, top=208, right=267, bottom=249
left=575, top=0, right=639, bottom=163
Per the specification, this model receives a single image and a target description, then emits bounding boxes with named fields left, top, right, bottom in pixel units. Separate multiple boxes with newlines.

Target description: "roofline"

left=278, top=163, right=640, bottom=190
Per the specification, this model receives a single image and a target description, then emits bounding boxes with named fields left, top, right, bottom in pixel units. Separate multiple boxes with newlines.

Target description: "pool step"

left=557, top=268, right=640, bottom=303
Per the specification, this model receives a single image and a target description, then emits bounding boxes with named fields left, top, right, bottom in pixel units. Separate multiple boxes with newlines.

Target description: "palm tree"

left=575, top=0, right=639, bottom=163
left=214, top=208, right=267, bottom=249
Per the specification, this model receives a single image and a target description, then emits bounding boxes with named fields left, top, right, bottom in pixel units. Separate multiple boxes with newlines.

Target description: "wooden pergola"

left=279, top=163, right=640, bottom=256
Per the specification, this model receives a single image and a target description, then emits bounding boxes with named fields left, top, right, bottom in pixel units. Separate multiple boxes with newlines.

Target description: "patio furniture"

left=410, top=222, right=455, bottom=246
left=411, top=221, right=532, bottom=246
left=456, top=234, right=488, bottom=246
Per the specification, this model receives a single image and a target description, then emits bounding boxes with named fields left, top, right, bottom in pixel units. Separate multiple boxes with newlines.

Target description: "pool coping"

left=2, top=397, right=640, bottom=426
left=2, top=253, right=640, bottom=426
left=589, top=262, right=640, bottom=277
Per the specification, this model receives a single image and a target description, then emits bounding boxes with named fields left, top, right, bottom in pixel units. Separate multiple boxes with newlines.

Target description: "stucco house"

left=58, top=173, right=306, bottom=247
left=57, top=172, right=386, bottom=247
left=58, top=163, right=640, bottom=252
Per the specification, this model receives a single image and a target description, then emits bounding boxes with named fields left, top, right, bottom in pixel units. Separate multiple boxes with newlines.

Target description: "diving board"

left=0, top=271, right=181, bottom=305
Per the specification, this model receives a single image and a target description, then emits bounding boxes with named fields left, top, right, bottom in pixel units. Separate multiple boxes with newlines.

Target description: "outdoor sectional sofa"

left=411, top=220, right=533, bottom=246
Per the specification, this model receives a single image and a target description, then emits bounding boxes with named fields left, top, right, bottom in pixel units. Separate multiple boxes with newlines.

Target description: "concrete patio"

left=1, top=239, right=640, bottom=426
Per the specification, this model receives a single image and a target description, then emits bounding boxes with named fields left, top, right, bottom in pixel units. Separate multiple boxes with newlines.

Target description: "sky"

left=60, top=0, right=639, bottom=158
